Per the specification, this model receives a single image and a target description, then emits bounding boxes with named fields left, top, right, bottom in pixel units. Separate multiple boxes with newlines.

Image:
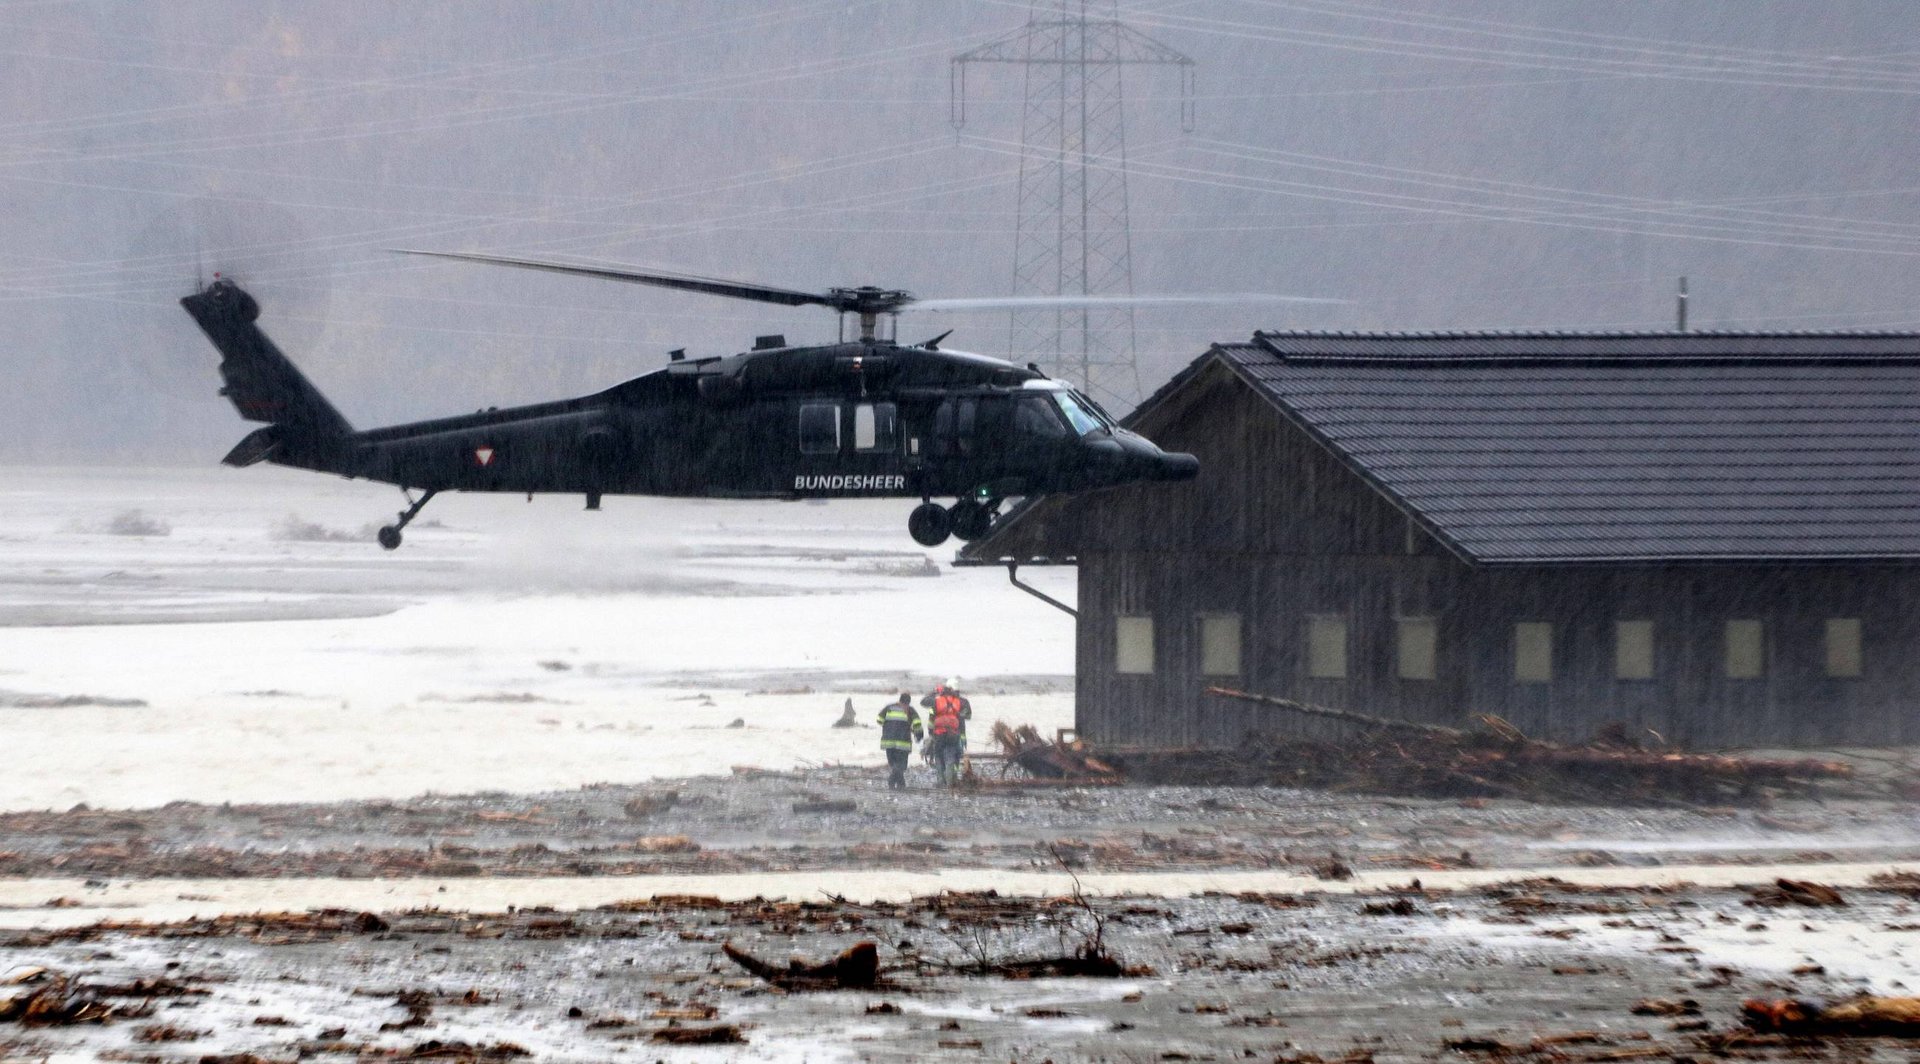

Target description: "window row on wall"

left=1113, top=614, right=1866, bottom=682
left=1507, top=617, right=1863, bottom=683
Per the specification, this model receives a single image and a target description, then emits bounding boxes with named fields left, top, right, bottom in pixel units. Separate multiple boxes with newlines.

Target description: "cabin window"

left=1306, top=615, right=1348, bottom=679
left=1015, top=397, right=1069, bottom=440
left=798, top=403, right=839, bottom=455
left=853, top=402, right=897, bottom=452
left=1396, top=617, right=1437, bottom=681
left=1825, top=618, right=1863, bottom=678
left=1513, top=622, right=1553, bottom=683
left=1615, top=620, right=1655, bottom=680
left=1116, top=616, right=1154, bottom=675
left=1725, top=619, right=1766, bottom=679
left=932, top=398, right=977, bottom=457
left=1200, top=614, right=1241, bottom=677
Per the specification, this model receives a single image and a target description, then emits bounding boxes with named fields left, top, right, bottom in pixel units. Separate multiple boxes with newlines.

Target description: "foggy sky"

left=5, top=1, right=1920, bottom=462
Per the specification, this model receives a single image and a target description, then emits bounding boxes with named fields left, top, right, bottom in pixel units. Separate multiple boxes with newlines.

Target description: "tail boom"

left=181, top=279, right=355, bottom=472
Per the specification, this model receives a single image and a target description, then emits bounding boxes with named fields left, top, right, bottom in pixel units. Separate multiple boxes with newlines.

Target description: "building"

left=961, top=331, right=1920, bottom=749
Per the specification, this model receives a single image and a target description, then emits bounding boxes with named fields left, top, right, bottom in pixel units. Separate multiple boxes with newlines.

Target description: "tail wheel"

left=908, top=502, right=952, bottom=547
left=377, top=525, right=403, bottom=551
left=950, top=500, right=995, bottom=542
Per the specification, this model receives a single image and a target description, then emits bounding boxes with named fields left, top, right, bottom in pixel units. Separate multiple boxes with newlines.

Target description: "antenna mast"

left=953, top=0, right=1194, bottom=411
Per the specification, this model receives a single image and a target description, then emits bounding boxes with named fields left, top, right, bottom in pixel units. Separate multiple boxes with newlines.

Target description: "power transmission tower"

left=952, top=0, right=1193, bottom=411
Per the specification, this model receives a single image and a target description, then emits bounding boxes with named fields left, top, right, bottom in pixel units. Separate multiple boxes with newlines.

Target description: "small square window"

left=1615, top=620, right=1654, bottom=680
left=1514, top=622, right=1553, bottom=683
left=1306, top=616, right=1347, bottom=679
left=1116, top=616, right=1154, bottom=675
left=1825, top=618, right=1863, bottom=678
left=1725, top=619, right=1765, bottom=679
left=1200, top=614, right=1241, bottom=677
left=1396, top=618, right=1437, bottom=681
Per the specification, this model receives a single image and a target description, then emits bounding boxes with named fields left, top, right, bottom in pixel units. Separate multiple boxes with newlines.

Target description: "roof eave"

left=1476, top=553, right=1920, bottom=567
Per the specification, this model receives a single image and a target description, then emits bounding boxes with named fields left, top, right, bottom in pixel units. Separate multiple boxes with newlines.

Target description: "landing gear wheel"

left=950, top=500, right=995, bottom=542
left=374, top=487, right=438, bottom=551
left=908, top=502, right=952, bottom=547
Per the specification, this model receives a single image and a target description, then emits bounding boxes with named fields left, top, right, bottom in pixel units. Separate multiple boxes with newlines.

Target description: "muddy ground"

left=4, top=765, right=1919, bottom=881
left=3, top=877, right=1920, bottom=1061
left=0, top=769, right=1918, bottom=1061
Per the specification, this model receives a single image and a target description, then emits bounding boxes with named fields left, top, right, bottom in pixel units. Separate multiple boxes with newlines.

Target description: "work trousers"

left=885, top=748, right=910, bottom=789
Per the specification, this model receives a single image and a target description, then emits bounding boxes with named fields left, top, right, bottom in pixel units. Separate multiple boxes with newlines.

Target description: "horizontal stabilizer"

left=221, top=426, right=280, bottom=467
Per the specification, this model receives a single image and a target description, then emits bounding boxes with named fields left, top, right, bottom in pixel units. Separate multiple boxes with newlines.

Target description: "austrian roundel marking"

left=474, top=446, right=497, bottom=467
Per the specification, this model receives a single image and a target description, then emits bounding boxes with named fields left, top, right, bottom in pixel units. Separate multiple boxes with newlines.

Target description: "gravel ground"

left=0, top=765, right=1915, bottom=880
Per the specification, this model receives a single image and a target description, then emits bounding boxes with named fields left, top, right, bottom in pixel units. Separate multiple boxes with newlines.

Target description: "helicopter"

left=179, top=250, right=1201, bottom=549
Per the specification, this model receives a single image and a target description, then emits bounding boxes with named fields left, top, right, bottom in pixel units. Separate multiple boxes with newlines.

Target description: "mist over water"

left=5, top=2, right=1919, bottom=462
left=0, top=468, right=1077, bottom=809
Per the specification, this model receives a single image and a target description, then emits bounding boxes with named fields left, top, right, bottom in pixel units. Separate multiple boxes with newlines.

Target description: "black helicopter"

left=180, top=251, right=1200, bottom=549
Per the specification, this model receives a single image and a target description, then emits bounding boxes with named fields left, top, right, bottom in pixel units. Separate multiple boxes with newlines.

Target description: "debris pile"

left=1745, top=878, right=1846, bottom=908
left=987, top=722, right=1122, bottom=785
left=911, top=888, right=1145, bottom=978
left=1078, top=687, right=1857, bottom=805
left=1744, top=995, right=1920, bottom=1036
left=0, top=972, right=117, bottom=1026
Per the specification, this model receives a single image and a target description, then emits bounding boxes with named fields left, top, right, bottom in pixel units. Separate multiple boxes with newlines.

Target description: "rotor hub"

left=826, top=286, right=914, bottom=316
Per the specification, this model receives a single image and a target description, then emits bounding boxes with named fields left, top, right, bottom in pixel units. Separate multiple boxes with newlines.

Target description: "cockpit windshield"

left=1080, top=392, right=1119, bottom=426
left=1051, top=390, right=1112, bottom=435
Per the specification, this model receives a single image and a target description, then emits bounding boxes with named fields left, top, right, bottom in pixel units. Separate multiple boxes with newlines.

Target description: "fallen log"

left=651, top=1024, right=746, bottom=1044
left=790, top=800, right=857, bottom=815
left=721, top=941, right=877, bottom=990
left=1746, top=878, right=1846, bottom=908
left=928, top=947, right=1133, bottom=979
left=1206, top=686, right=1465, bottom=738
left=989, top=951, right=1125, bottom=978
left=967, top=776, right=1124, bottom=790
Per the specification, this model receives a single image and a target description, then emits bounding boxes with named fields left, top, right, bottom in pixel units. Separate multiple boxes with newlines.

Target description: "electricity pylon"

left=952, top=0, right=1193, bottom=410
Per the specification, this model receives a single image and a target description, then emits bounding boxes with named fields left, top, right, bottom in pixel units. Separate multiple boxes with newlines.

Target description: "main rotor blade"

left=391, top=249, right=835, bottom=309
left=910, top=293, right=1349, bottom=312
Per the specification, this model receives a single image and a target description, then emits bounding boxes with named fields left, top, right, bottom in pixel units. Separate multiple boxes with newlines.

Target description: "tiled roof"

left=1224, top=331, right=1920, bottom=563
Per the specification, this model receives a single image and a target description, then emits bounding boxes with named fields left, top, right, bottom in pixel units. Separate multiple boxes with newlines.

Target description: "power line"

left=953, top=0, right=1195, bottom=410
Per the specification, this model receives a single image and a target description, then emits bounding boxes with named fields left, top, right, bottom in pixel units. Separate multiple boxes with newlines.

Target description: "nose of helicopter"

left=1155, top=452, right=1200, bottom=481
left=1086, top=432, right=1199, bottom=486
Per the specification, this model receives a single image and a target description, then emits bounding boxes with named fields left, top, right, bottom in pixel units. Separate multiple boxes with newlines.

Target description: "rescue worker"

left=921, top=679, right=973, bottom=786
left=876, top=692, right=923, bottom=789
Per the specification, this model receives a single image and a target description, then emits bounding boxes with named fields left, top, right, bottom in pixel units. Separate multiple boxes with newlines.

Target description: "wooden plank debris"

left=987, top=722, right=1124, bottom=785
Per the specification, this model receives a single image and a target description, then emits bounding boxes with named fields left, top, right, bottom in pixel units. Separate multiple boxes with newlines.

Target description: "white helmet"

left=944, top=677, right=960, bottom=691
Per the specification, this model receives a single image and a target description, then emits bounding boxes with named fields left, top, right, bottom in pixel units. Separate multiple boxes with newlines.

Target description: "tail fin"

left=180, top=279, right=353, bottom=466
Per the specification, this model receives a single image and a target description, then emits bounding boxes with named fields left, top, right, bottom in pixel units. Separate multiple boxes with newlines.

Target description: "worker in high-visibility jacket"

left=920, top=679, right=973, bottom=786
left=877, top=692, right=924, bottom=789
